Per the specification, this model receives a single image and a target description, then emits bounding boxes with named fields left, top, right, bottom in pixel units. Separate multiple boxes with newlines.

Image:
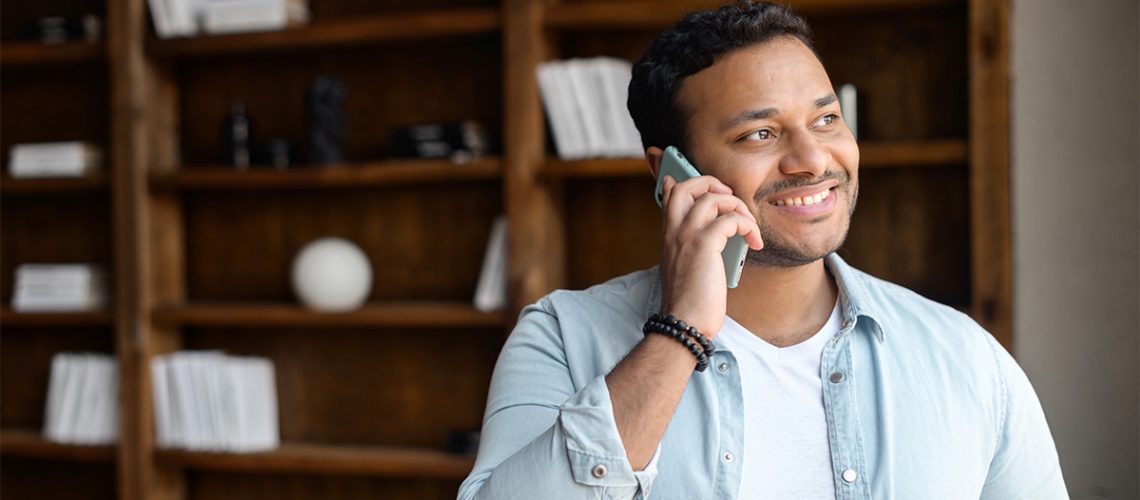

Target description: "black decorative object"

left=391, top=121, right=488, bottom=162
left=222, top=102, right=253, bottom=169
left=307, top=76, right=347, bottom=165
left=264, top=138, right=292, bottom=169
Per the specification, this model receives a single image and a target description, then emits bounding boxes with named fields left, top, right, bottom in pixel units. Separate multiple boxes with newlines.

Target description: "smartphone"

left=655, top=146, right=749, bottom=288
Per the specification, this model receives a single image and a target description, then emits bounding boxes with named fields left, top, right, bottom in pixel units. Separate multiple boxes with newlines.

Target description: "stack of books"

left=473, top=215, right=508, bottom=313
left=11, top=264, right=108, bottom=313
left=149, top=0, right=310, bottom=38
left=8, top=142, right=103, bottom=178
left=536, top=57, right=644, bottom=160
left=43, top=353, right=119, bottom=445
left=151, top=351, right=280, bottom=453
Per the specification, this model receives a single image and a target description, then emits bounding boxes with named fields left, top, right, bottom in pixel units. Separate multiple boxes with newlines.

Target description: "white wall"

left=1011, top=0, right=1140, bottom=499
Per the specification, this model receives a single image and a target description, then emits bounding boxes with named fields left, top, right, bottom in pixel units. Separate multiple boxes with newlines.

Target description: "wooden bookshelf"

left=152, top=302, right=505, bottom=328
left=0, top=41, right=106, bottom=66
left=148, top=8, right=501, bottom=58
left=150, top=158, right=501, bottom=191
left=154, top=442, right=474, bottom=479
left=544, top=139, right=968, bottom=178
left=0, top=175, right=110, bottom=194
left=0, top=308, right=114, bottom=327
left=0, top=428, right=116, bottom=463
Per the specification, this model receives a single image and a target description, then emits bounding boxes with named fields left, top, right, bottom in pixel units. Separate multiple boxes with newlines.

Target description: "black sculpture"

left=307, top=76, right=347, bottom=165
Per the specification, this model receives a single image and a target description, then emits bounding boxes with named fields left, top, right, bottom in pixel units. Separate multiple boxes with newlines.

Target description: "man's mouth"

left=771, top=187, right=833, bottom=207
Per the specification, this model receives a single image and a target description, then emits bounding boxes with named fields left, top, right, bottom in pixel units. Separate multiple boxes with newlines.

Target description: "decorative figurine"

left=307, top=76, right=347, bottom=165
left=222, top=102, right=252, bottom=169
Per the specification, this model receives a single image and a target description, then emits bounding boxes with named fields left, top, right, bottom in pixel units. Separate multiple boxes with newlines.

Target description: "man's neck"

left=725, top=258, right=838, bottom=348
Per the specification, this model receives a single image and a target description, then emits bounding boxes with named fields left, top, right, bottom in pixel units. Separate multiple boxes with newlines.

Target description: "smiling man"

left=459, top=2, right=1066, bottom=499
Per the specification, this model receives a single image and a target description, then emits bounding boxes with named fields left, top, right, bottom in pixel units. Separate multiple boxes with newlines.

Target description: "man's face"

left=675, top=36, right=860, bottom=267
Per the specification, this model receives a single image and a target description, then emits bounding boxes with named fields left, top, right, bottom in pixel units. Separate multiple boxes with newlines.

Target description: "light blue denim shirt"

left=458, top=254, right=1067, bottom=499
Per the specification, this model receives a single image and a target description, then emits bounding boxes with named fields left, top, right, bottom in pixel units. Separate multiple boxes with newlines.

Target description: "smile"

left=772, top=187, right=831, bottom=207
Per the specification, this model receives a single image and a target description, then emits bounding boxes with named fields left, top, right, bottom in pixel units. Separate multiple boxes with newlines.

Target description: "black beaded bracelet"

left=643, top=313, right=713, bottom=372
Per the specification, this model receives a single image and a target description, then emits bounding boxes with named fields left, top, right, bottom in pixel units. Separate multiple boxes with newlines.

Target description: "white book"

left=219, top=358, right=244, bottom=450
left=72, top=355, right=101, bottom=444
left=52, top=354, right=85, bottom=444
left=81, top=356, right=108, bottom=444
left=583, top=59, right=621, bottom=157
left=838, top=83, right=858, bottom=140
left=474, top=215, right=509, bottom=313
left=148, top=0, right=175, bottom=38
left=598, top=58, right=644, bottom=157
left=9, top=142, right=103, bottom=178
left=200, top=353, right=227, bottom=450
left=240, top=357, right=279, bottom=452
left=186, top=352, right=225, bottom=450
left=151, top=355, right=173, bottom=448
left=94, top=357, right=119, bottom=444
left=166, top=0, right=200, bottom=36
left=202, top=0, right=309, bottom=35
left=43, top=353, right=71, bottom=442
left=537, top=62, right=581, bottom=160
left=566, top=59, right=607, bottom=157
left=163, top=355, right=188, bottom=448
left=169, top=353, right=203, bottom=448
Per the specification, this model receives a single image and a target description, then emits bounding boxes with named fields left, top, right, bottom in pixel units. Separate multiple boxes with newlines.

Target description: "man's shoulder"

left=539, top=266, right=659, bottom=320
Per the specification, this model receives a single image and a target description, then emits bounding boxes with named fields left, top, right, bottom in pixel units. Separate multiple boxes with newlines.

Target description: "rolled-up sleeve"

left=458, top=299, right=660, bottom=500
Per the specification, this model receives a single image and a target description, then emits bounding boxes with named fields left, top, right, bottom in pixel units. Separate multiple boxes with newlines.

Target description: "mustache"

left=751, top=169, right=850, bottom=204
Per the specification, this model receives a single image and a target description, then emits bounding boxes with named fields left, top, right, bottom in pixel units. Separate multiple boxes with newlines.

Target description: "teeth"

left=774, top=188, right=831, bottom=207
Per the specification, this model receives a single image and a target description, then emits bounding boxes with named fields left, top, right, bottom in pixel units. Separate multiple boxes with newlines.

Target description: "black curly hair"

left=627, top=1, right=815, bottom=152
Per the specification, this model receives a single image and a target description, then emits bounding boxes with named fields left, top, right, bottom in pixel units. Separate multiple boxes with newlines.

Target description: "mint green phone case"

left=655, top=146, right=749, bottom=288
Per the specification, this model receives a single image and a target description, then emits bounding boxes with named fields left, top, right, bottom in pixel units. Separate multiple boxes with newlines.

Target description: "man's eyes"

left=740, top=129, right=775, bottom=142
left=813, top=113, right=839, bottom=127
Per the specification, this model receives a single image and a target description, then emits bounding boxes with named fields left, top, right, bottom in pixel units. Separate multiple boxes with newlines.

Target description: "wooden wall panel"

left=840, top=166, right=971, bottom=307
left=0, top=194, right=112, bottom=303
left=565, top=178, right=662, bottom=290
left=184, top=328, right=499, bottom=447
left=0, top=459, right=116, bottom=500
left=0, top=0, right=104, bottom=42
left=0, top=328, right=115, bottom=428
left=176, top=37, right=502, bottom=167
left=182, top=183, right=501, bottom=302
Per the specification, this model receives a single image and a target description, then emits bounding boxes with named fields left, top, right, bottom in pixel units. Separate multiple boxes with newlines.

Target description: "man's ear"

left=645, top=146, right=664, bottom=179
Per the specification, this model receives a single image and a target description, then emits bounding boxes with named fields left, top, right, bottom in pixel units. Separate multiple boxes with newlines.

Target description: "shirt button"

left=717, top=362, right=730, bottom=373
left=592, top=464, right=608, bottom=478
left=841, top=320, right=854, bottom=329
left=722, top=451, right=734, bottom=463
left=842, top=468, right=858, bottom=483
left=829, top=371, right=845, bottom=383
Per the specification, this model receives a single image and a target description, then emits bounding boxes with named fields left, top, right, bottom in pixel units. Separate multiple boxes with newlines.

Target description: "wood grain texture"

left=152, top=302, right=505, bottom=328
left=0, top=428, right=116, bottom=462
left=151, top=158, right=501, bottom=191
left=968, top=0, right=1012, bottom=348
left=181, top=184, right=500, bottom=302
left=564, top=178, right=662, bottom=289
left=175, top=37, right=502, bottom=168
left=0, top=457, right=116, bottom=500
left=0, top=328, right=114, bottom=429
left=148, top=8, right=501, bottom=58
left=0, top=175, right=109, bottom=194
left=0, top=308, right=114, bottom=327
left=0, top=41, right=105, bottom=66
left=155, top=443, right=473, bottom=478
left=183, top=328, right=499, bottom=449
left=182, top=472, right=462, bottom=500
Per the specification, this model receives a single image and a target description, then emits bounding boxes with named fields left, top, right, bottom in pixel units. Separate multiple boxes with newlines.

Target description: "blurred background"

left=0, top=0, right=1135, bottom=499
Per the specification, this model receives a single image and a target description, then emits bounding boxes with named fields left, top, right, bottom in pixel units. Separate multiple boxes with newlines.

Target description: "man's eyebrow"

left=815, top=94, right=838, bottom=108
left=720, top=95, right=839, bottom=132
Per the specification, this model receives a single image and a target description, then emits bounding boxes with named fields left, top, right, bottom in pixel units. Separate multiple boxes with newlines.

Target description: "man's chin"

left=745, top=247, right=830, bottom=268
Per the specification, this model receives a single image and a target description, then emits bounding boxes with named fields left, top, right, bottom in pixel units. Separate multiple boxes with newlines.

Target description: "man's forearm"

left=605, top=332, right=702, bottom=470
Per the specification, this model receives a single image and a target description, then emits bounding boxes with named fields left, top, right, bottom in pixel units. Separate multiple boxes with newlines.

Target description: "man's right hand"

left=657, top=174, right=764, bottom=338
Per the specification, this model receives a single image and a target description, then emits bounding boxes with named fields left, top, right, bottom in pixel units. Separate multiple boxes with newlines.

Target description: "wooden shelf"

left=0, top=308, right=114, bottom=327
left=152, top=301, right=505, bottom=329
left=150, top=157, right=501, bottom=191
left=0, top=41, right=106, bottom=66
left=148, top=8, right=501, bottom=58
left=0, top=428, right=116, bottom=462
left=155, top=442, right=473, bottom=478
left=544, top=139, right=967, bottom=178
left=0, top=174, right=109, bottom=195
left=545, top=0, right=961, bottom=29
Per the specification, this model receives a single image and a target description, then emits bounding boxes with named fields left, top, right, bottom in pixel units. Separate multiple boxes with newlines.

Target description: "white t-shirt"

left=715, top=300, right=842, bottom=499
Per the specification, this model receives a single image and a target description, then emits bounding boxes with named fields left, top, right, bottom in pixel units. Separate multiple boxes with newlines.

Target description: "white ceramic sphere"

left=291, top=237, right=373, bottom=312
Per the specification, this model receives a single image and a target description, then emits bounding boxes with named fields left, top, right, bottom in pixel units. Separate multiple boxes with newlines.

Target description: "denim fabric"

left=458, top=254, right=1067, bottom=499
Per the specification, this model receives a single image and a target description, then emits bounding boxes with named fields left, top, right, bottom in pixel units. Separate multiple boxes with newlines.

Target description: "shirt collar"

left=644, top=254, right=887, bottom=342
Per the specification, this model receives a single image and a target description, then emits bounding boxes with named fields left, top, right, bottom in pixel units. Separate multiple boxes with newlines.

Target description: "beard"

left=745, top=168, right=859, bottom=268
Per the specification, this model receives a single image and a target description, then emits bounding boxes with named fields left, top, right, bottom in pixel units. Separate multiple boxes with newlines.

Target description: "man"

left=459, top=2, right=1066, bottom=499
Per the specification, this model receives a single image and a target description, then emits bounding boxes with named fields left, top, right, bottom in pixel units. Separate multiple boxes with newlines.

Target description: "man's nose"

left=777, top=129, right=829, bottom=178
